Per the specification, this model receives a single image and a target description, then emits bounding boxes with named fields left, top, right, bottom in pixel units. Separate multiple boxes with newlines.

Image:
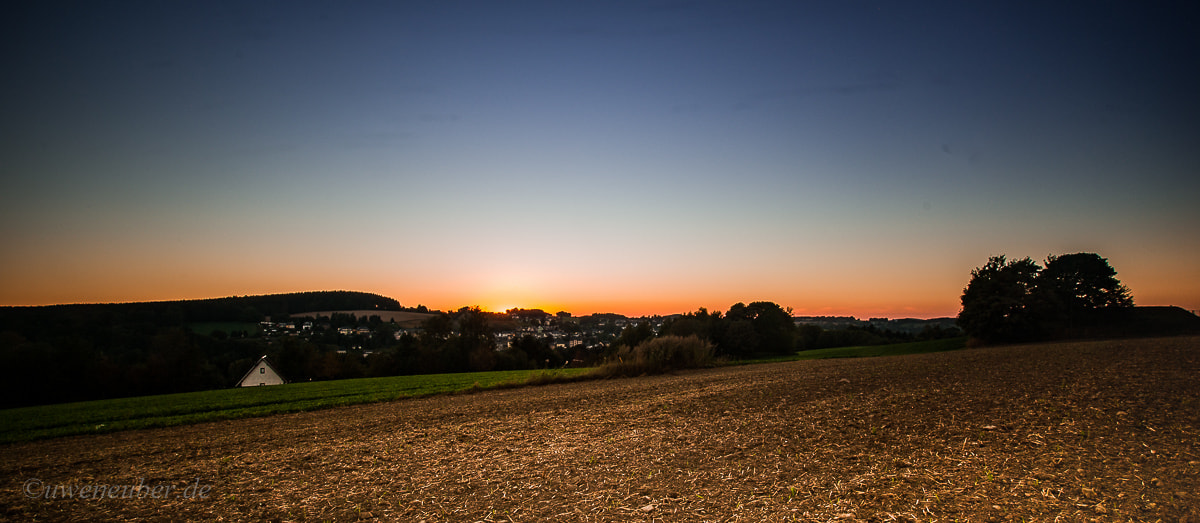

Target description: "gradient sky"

left=2, top=1, right=1198, bottom=318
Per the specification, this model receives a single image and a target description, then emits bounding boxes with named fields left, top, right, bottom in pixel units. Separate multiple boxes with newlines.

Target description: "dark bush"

left=593, top=335, right=714, bottom=377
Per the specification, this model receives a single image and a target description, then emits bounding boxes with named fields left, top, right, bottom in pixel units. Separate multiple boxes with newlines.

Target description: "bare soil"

left=2, top=336, right=1198, bottom=522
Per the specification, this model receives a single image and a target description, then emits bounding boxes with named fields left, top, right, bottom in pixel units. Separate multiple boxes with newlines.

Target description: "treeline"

left=0, top=300, right=592, bottom=408
left=795, top=323, right=962, bottom=350
left=0, top=294, right=970, bottom=408
left=0, top=292, right=404, bottom=408
left=269, top=308, right=580, bottom=382
left=0, top=324, right=261, bottom=407
left=957, top=252, right=1200, bottom=343
left=623, top=301, right=960, bottom=359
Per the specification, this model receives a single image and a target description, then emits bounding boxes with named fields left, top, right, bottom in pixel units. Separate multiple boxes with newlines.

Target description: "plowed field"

left=3, top=336, right=1198, bottom=522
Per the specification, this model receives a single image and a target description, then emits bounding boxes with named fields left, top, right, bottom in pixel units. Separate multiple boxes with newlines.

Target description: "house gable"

left=236, top=356, right=287, bottom=387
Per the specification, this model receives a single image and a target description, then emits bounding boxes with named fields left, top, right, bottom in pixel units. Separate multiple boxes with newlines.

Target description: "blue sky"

left=2, top=1, right=1198, bottom=317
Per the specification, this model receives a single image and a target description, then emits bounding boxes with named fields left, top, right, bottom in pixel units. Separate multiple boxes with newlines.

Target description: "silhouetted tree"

left=958, top=255, right=1043, bottom=343
left=796, top=324, right=823, bottom=350
left=274, top=337, right=318, bottom=382
left=660, top=307, right=720, bottom=342
left=718, top=319, right=759, bottom=357
left=511, top=334, right=560, bottom=368
left=1036, top=253, right=1133, bottom=314
left=613, top=322, right=655, bottom=351
left=724, top=301, right=796, bottom=355
left=959, top=252, right=1133, bottom=344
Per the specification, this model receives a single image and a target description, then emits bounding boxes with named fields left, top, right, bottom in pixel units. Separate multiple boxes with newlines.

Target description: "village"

left=255, top=309, right=964, bottom=358
left=255, top=309, right=670, bottom=359
left=243, top=305, right=964, bottom=388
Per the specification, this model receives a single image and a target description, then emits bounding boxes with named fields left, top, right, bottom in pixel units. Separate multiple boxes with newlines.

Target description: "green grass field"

left=736, top=337, right=969, bottom=365
left=792, top=337, right=968, bottom=360
left=0, top=368, right=590, bottom=444
left=0, top=338, right=969, bottom=444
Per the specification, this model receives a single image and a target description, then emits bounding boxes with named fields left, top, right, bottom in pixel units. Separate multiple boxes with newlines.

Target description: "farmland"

left=0, top=368, right=588, bottom=444
left=0, top=338, right=969, bottom=445
left=1, top=336, right=1198, bottom=521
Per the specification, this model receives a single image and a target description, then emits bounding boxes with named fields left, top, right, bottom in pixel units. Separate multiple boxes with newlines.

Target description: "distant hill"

left=0, top=291, right=404, bottom=331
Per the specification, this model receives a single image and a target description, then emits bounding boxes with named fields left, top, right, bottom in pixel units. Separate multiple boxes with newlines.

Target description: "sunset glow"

left=2, top=2, right=1197, bottom=319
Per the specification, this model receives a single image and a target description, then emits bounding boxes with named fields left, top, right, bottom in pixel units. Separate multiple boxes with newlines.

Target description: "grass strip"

left=0, top=368, right=590, bottom=444
left=733, top=337, right=969, bottom=365
left=792, top=337, right=968, bottom=360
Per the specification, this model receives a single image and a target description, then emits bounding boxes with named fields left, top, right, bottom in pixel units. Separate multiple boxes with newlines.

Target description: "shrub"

left=593, top=335, right=714, bottom=377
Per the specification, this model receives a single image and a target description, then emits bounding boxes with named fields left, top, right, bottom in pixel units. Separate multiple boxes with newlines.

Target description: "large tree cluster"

left=656, top=301, right=797, bottom=358
left=958, top=252, right=1133, bottom=343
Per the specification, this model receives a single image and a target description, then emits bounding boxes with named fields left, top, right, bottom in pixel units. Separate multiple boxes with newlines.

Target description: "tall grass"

left=593, top=335, right=715, bottom=377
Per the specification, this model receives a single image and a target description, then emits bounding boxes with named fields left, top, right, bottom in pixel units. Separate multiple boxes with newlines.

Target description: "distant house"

left=237, top=355, right=287, bottom=387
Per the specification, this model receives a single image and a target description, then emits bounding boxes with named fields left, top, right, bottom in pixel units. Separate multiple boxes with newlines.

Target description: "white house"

left=237, top=355, right=287, bottom=387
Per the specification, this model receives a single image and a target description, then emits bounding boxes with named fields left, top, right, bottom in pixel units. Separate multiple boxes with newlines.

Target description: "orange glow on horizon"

left=429, top=294, right=964, bottom=320
left=1, top=250, right=1196, bottom=321
left=3, top=286, right=1195, bottom=321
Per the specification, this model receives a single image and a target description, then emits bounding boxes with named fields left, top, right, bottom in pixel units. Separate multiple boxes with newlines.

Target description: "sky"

left=2, top=1, right=1198, bottom=318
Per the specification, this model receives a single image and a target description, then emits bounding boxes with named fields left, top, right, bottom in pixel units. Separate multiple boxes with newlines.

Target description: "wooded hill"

left=0, top=291, right=403, bottom=330
left=0, top=291, right=407, bottom=407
